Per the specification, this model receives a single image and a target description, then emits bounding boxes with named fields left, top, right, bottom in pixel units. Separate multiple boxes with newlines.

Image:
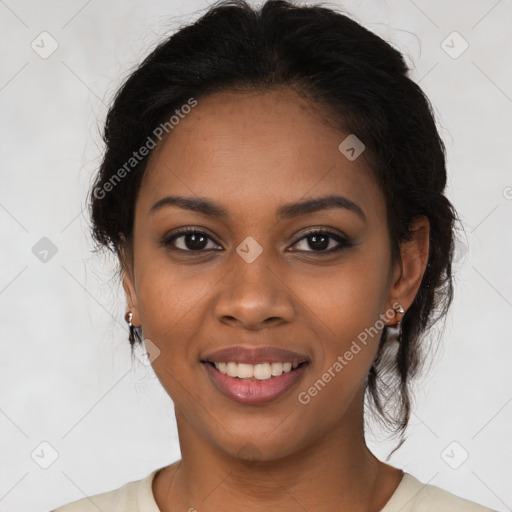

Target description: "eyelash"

left=160, top=227, right=353, bottom=255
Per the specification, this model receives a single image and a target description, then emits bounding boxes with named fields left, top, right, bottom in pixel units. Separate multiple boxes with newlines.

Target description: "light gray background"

left=1, top=1, right=511, bottom=511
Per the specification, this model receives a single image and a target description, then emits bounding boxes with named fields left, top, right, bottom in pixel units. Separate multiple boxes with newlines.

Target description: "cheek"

left=300, top=247, right=391, bottom=338
left=134, top=264, right=209, bottom=407
left=133, top=255, right=214, bottom=362
left=294, top=247, right=391, bottom=393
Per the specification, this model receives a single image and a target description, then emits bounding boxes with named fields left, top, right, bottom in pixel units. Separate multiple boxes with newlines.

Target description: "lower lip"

left=203, top=362, right=308, bottom=405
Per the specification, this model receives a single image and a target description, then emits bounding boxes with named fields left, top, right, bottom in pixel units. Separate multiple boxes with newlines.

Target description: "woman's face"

left=122, top=89, right=427, bottom=461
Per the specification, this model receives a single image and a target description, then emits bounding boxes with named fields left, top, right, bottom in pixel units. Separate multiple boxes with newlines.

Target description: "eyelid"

left=161, top=226, right=223, bottom=250
left=288, top=227, right=353, bottom=252
left=291, top=226, right=349, bottom=242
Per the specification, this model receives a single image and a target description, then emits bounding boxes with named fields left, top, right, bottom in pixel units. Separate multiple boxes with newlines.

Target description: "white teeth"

left=254, top=363, right=272, bottom=380
left=237, top=363, right=254, bottom=379
left=213, top=361, right=301, bottom=380
left=270, top=362, right=283, bottom=376
left=226, top=362, right=238, bottom=377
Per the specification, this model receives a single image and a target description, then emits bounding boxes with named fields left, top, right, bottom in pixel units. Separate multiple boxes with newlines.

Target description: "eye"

left=161, top=227, right=353, bottom=255
left=290, top=229, right=353, bottom=254
left=161, top=228, right=221, bottom=253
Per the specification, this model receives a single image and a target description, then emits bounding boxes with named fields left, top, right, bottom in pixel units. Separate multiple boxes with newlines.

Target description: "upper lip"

left=202, top=345, right=309, bottom=365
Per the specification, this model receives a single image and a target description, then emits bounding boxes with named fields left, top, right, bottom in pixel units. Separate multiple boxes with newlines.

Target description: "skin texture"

left=120, top=89, right=430, bottom=511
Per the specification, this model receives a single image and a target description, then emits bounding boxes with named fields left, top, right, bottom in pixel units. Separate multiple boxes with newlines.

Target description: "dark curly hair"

left=88, top=0, right=457, bottom=453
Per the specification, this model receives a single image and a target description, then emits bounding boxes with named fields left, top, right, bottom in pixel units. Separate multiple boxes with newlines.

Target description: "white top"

left=50, top=467, right=497, bottom=512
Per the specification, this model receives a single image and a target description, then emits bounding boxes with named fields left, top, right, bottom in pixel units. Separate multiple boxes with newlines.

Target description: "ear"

left=119, top=238, right=141, bottom=327
left=385, top=215, right=430, bottom=324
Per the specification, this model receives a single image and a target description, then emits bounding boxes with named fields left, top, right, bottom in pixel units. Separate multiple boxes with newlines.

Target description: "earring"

left=391, top=303, right=405, bottom=330
left=125, top=311, right=142, bottom=346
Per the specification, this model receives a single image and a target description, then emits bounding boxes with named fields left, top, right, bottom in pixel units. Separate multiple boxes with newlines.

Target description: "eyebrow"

left=150, top=194, right=366, bottom=221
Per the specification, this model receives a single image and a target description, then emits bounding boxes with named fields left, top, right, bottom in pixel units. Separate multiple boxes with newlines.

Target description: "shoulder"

left=381, top=473, right=497, bottom=512
left=49, top=467, right=163, bottom=512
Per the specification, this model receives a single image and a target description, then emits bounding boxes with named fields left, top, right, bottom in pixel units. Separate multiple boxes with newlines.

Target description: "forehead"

left=137, top=89, right=384, bottom=222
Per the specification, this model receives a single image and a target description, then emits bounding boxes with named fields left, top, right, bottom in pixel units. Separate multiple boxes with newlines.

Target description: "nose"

left=213, top=248, right=295, bottom=331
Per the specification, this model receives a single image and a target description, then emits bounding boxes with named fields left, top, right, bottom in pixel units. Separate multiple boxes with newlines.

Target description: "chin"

left=214, top=429, right=308, bottom=464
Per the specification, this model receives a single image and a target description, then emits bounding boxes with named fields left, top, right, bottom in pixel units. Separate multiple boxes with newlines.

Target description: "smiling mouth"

left=202, top=359, right=309, bottom=405
left=204, top=360, right=307, bottom=381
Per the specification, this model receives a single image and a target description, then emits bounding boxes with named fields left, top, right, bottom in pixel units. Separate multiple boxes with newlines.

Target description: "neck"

left=153, top=388, right=402, bottom=512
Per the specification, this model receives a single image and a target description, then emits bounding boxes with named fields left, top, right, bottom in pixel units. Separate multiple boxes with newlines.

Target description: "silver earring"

left=395, top=304, right=405, bottom=315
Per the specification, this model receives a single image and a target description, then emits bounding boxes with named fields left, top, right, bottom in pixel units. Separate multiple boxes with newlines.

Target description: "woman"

left=52, top=0, right=496, bottom=510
